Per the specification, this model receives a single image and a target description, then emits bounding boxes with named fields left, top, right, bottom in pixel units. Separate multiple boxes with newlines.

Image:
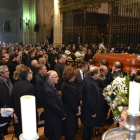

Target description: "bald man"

left=81, top=66, right=101, bottom=140
left=108, top=61, right=123, bottom=83
left=96, top=65, right=109, bottom=122
left=42, top=70, right=66, bottom=140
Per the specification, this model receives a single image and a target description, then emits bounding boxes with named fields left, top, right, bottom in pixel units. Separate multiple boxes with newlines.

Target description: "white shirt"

left=99, top=43, right=106, bottom=50
left=80, top=69, right=84, bottom=80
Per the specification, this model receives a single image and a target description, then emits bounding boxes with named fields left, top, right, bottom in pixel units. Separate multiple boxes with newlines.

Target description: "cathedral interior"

left=0, top=0, right=140, bottom=48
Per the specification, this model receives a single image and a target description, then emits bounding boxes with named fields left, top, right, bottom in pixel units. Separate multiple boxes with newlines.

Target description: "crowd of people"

left=0, top=42, right=139, bottom=140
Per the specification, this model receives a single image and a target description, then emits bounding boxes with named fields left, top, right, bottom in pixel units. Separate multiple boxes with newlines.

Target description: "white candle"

left=20, top=95, right=37, bottom=139
left=128, top=81, right=140, bottom=115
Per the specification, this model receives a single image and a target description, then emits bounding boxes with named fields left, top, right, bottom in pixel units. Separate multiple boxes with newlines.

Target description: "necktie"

left=82, top=72, right=85, bottom=81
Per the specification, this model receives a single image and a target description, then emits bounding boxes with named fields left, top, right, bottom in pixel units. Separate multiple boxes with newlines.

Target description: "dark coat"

left=35, top=73, right=46, bottom=108
left=84, top=54, right=93, bottom=62
left=81, top=75, right=101, bottom=127
left=26, top=57, right=33, bottom=67
left=108, top=69, right=123, bottom=83
left=54, top=61, right=65, bottom=91
left=75, top=70, right=88, bottom=100
left=7, top=61, right=18, bottom=83
left=11, top=80, right=35, bottom=138
left=30, top=66, right=39, bottom=86
left=42, top=82, right=65, bottom=139
left=61, top=81, right=80, bottom=139
left=0, top=77, right=12, bottom=108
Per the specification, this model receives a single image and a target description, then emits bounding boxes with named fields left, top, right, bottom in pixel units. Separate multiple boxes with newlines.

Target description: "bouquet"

left=103, top=74, right=130, bottom=123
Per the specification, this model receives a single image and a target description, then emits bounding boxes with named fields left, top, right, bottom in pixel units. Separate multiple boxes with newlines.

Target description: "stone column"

left=53, top=0, right=63, bottom=46
left=23, top=0, right=36, bottom=44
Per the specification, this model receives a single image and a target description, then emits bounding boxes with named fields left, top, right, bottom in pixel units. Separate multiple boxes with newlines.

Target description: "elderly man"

left=30, top=60, right=38, bottom=86
left=35, top=64, right=47, bottom=108
left=0, top=65, right=12, bottom=108
left=0, top=65, right=12, bottom=138
left=54, top=54, right=66, bottom=91
left=108, top=61, right=123, bottom=83
left=81, top=66, right=101, bottom=140
left=42, top=70, right=66, bottom=140
left=96, top=65, right=110, bottom=124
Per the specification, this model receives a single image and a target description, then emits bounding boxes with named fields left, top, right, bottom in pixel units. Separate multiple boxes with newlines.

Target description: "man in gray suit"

left=75, top=61, right=88, bottom=100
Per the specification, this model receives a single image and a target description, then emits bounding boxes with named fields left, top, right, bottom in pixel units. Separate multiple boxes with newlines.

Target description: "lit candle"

left=128, top=81, right=140, bottom=115
left=20, top=95, right=37, bottom=139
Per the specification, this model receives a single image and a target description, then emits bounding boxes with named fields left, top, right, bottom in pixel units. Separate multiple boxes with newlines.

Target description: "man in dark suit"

left=54, top=54, right=66, bottom=91
left=99, top=59, right=111, bottom=79
left=35, top=64, right=47, bottom=108
left=26, top=51, right=35, bottom=67
left=81, top=66, right=101, bottom=140
left=0, top=65, right=12, bottom=136
left=108, top=61, right=123, bottom=83
left=96, top=65, right=109, bottom=123
left=30, top=60, right=39, bottom=86
left=42, top=70, right=66, bottom=140
left=11, top=66, right=35, bottom=139
left=7, top=53, right=18, bottom=84
left=75, top=61, right=88, bottom=100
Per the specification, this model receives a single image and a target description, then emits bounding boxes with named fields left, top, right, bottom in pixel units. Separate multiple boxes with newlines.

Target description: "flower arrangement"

left=75, top=51, right=85, bottom=58
left=65, top=50, right=71, bottom=56
left=103, top=74, right=130, bottom=123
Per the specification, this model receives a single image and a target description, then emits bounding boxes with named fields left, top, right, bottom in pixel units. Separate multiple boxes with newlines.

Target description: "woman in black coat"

left=61, top=66, right=80, bottom=140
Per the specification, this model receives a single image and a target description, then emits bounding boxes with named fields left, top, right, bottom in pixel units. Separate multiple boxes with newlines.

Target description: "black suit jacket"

left=108, top=69, right=123, bottom=83
left=81, top=75, right=101, bottom=127
left=42, top=82, right=65, bottom=139
left=35, top=73, right=46, bottom=108
left=75, top=69, right=87, bottom=100
left=54, top=61, right=64, bottom=91
left=30, top=66, right=39, bottom=86
left=11, top=80, right=35, bottom=138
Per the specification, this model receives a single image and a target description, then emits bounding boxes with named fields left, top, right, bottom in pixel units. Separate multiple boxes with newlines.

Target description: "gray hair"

left=31, top=60, right=38, bottom=66
left=0, top=65, right=8, bottom=74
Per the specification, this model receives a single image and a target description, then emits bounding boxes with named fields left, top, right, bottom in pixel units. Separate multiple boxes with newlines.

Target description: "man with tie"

left=54, top=54, right=66, bottom=91
left=75, top=61, right=88, bottom=100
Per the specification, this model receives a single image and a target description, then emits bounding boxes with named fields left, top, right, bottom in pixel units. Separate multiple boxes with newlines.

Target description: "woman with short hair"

left=61, top=66, right=81, bottom=140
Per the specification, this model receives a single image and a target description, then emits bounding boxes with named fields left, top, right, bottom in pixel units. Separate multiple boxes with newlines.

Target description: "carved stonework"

left=60, top=0, right=116, bottom=12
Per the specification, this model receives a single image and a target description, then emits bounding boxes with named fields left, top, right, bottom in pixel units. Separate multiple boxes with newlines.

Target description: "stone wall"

left=36, top=0, right=54, bottom=43
left=0, top=0, right=23, bottom=43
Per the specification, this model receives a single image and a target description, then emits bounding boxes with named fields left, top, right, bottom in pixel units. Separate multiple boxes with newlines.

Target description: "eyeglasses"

left=119, top=116, right=126, bottom=122
left=51, top=76, right=58, bottom=78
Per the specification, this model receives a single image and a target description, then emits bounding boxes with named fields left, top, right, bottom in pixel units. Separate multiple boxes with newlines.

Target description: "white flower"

left=118, top=106, right=123, bottom=112
left=65, top=50, right=71, bottom=55
left=107, top=96, right=111, bottom=101
left=75, top=51, right=85, bottom=58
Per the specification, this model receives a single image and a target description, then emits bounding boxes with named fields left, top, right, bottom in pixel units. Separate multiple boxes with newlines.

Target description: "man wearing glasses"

left=42, top=70, right=66, bottom=140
